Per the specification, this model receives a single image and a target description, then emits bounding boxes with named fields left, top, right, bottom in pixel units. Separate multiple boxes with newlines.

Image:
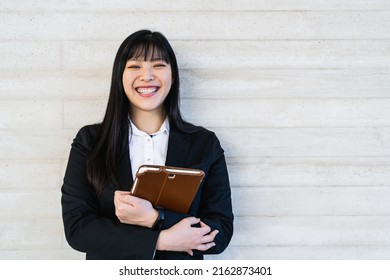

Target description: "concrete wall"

left=0, top=0, right=389, bottom=259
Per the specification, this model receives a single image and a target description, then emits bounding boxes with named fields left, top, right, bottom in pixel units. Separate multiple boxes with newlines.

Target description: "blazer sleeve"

left=61, top=126, right=159, bottom=259
left=197, top=133, right=234, bottom=255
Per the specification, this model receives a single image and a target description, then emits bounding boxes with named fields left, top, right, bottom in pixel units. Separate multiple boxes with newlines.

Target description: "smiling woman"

left=61, top=30, right=234, bottom=260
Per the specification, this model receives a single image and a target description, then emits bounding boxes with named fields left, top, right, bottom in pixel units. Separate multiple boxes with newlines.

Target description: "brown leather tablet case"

left=130, top=165, right=205, bottom=213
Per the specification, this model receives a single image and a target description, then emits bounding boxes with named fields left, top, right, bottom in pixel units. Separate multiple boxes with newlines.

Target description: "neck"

left=130, top=109, right=165, bottom=135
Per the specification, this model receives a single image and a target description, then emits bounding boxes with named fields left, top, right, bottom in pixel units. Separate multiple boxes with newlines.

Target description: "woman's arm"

left=156, top=217, right=218, bottom=256
left=113, top=191, right=219, bottom=255
left=194, top=133, right=234, bottom=255
left=61, top=126, right=159, bottom=259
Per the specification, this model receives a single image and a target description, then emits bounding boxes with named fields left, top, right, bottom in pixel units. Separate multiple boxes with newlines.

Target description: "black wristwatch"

left=151, top=207, right=164, bottom=231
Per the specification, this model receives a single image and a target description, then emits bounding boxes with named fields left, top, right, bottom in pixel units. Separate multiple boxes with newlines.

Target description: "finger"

left=124, top=194, right=135, bottom=204
left=199, top=221, right=211, bottom=231
left=186, top=217, right=201, bottom=226
left=115, top=191, right=129, bottom=203
left=114, top=194, right=125, bottom=207
left=116, top=200, right=131, bottom=213
left=208, top=229, right=219, bottom=238
left=198, top=221, right=212, bottom=235
left=200, top=230, right=219, bottom=244
left=186, top=249, right=194, bottom=256
left=118, top=193, right=136, bottom=205
left=114, top=191, right=121, bottom=201
left=115, top=190, right=130, bottom=196
left=194, top=242, right=216, bottom=252
left=127, top=194, right=150, bottom=204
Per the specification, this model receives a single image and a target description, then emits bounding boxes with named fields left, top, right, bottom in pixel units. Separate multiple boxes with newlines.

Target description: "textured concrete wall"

left=1, top=0, right=389, bottom=259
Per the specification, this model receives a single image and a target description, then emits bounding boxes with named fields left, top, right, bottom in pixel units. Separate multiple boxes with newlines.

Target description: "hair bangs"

left=126, top=35, right=171, bottom=63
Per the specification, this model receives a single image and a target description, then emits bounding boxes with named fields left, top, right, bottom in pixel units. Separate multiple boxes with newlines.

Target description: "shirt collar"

left=130, top=117, right=170, bottom=137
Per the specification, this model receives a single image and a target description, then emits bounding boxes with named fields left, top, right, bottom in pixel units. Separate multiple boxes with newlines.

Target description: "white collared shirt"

left=129, top=118, right=170, bottom=179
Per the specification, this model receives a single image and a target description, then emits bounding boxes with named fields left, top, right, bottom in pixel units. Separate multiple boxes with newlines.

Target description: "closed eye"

left=154, top=63, right=167, bottom=68
left=127, top=65, right=140, bottom=69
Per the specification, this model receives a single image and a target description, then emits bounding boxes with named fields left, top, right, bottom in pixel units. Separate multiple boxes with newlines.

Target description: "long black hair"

left=87, top=30, right=185, bottom=196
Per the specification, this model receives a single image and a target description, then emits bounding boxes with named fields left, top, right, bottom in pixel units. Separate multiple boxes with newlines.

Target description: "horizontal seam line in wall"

left=44, top=97, right=390, bottom=101
left=4, top=67, right=390, bottom=72
left=181, top=97, right=390, bottom=100
left=2, top=126, right=390, bottom=131
left=230, top=245, right=390, bottom=247
left=226, top=156, right=390, bottom=160
left=3, top=10, right=390, bottom=14
left=180, top=67, right=390, bottom=70
left=231, top=185, right=390, bottom=188
left=3, top=97, right=390, bottom=102
left=174, top=38, right=390, bottom=42
left=205, top=125, right=390, bottom=128
left=0, top=159, right=68, bottom=163
left=233, top=215, right=390, bottom=218
left=225, top=156, right=390, bottom=159
left=181, top=67, right=390, bottom=70
left=3, top=39, right=390, bottom=43
left=3, top=156, right=390, bottom=161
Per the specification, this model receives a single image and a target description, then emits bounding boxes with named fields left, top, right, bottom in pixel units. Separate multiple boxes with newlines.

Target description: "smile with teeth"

left=136, top=87, right=159, bottom=94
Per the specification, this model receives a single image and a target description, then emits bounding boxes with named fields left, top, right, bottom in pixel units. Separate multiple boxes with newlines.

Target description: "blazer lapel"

left=165, top=125, right=191, bottom=167
left=116, top=140, right=133, bottom=191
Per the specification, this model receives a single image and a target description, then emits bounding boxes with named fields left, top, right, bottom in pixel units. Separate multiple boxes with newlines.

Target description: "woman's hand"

left=156, top=217, right=219, bottom=256
left=114, top=190, right=158, bottom=228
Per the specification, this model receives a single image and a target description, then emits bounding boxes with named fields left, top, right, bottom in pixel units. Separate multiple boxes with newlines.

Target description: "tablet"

left=131, top=165, right=205, bottom=213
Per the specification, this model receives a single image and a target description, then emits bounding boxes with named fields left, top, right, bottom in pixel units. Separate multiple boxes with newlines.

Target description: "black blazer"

left=61, top=121, right=234, bottom=260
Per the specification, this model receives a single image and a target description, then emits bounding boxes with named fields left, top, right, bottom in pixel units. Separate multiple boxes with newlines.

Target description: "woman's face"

left=122, top=57, right=172, bottom=116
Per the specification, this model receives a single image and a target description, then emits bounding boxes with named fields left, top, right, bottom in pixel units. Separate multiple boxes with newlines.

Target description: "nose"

left=139, top=67, right=154, bottom=81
